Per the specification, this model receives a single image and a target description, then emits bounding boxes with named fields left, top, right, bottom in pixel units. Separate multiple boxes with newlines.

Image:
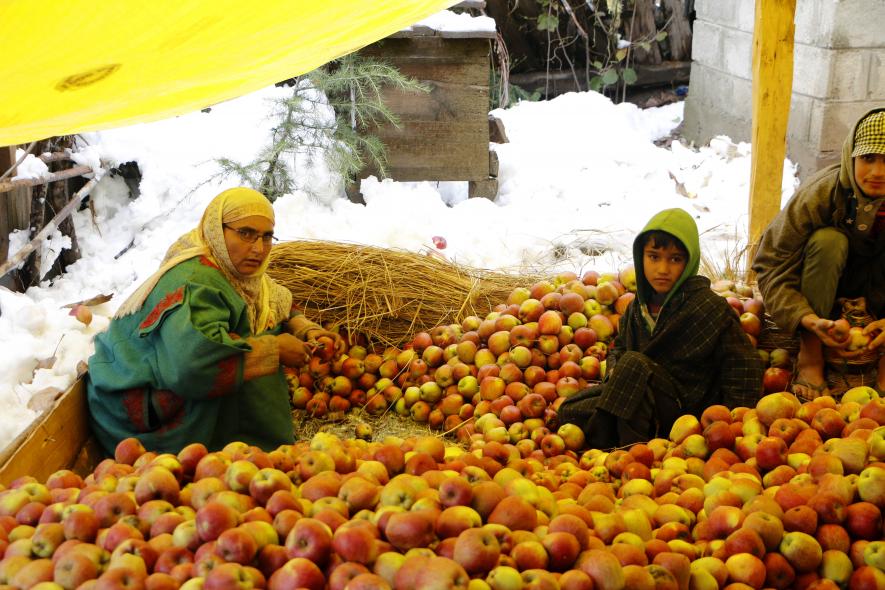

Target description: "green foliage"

left=534, top=0, right=560, bottom=31
left=536, top=13, right=559, bottom=31
left=489, top=65, right=542, bottom=110
left=216, top=54, right=428, bottom=201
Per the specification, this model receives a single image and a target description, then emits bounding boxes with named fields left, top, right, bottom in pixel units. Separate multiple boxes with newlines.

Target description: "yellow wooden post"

left=747, top=0, right=796, bottom=275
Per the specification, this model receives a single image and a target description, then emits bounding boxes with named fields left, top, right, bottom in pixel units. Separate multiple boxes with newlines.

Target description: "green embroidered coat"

left=87, top=256, right=295, bottom=454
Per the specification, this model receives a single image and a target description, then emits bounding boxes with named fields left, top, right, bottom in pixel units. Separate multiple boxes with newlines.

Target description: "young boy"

left=558, top=208, right=764, bottom=449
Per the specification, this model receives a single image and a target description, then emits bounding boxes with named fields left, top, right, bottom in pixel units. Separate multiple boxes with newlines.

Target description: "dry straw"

left=267, top=240, right=544, bottom=347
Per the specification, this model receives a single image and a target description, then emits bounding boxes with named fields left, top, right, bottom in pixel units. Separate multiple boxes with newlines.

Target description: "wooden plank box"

left=0, top=379, right=102, bottom=486
left=358, top=35, right=492, bottom=182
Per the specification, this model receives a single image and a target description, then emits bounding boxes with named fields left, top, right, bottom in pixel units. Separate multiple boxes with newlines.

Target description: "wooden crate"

left=0, top=379, right=102, bottom=486
left=356, top=24, right=494, bottom=189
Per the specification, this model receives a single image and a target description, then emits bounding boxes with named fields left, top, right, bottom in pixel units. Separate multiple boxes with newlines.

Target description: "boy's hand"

left=863, top=319, right=885, bottom=351
left=801, top=314, right=850, bottom=348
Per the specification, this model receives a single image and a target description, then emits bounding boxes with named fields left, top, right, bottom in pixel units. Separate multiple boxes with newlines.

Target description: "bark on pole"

left=747, top=0, right=796, bottom=277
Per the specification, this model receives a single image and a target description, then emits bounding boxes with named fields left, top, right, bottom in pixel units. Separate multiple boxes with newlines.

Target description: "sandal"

left=790, top=377, right=828, bottom=402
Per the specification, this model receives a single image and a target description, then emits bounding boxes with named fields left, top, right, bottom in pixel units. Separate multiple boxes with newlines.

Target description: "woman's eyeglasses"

left=223, top=224, right=277, bottom=245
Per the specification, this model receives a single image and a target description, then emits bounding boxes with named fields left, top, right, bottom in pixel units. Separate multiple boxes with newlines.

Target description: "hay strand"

left=267, top=240, right=544, bottom=347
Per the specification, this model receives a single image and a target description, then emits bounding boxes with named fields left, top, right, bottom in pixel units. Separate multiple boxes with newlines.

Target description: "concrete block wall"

left=682, top=0, right=885, bottom=179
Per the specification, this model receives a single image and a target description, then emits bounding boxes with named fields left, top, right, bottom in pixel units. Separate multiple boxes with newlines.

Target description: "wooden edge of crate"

left=0, top=378, right=93, bottom=486
left=390, top=26, right=496, bottom=40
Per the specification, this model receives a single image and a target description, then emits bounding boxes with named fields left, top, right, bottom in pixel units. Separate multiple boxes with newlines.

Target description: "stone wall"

left=682, top=0, right=885, bottom=178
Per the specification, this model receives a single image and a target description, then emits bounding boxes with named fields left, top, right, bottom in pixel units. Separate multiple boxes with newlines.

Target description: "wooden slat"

left=747, top=0, right=796, bottom=269
left=0, top=379, right=93, bottom=486
left=361, top=37, right=490, bottom=62
left=0, top=146, right=32, bottom=279
left=359, top=36, right=490, bottom=182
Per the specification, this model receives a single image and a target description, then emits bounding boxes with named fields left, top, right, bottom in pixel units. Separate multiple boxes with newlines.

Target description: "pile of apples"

left=710, top=280, right=766, bottom=348
left=290, top=268, right=775, bottom=452
left=289, top=268, right=636, bottom=440
left=1, top=386, right=885, bottom=590
left=708, top=279, right=797, bottom=396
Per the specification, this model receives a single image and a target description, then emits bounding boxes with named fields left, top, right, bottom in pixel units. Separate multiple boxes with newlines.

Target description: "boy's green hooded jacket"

left=593, top=208, right=763, bottom=419
left=633, top=208, right=701, bottom=321
left=753, top=107, right=885, bottom=332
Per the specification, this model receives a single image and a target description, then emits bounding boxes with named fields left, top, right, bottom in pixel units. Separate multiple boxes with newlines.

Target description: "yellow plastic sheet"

left=0, top=1, right=460, bottom=146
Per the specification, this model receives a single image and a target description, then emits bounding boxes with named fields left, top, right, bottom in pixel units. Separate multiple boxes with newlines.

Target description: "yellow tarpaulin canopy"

left=0, top=1, right=460, bottom=147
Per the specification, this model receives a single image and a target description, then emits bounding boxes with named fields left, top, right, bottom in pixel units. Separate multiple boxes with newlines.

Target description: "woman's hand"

left=306, top=328, right=346, bottom=356
left=277, top=333, right=311, bottom=367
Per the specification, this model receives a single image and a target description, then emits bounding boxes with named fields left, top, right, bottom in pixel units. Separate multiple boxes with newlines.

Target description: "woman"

left=753, top=108, right=885, bottom=399
left=87, top=187, right=339, bottom=454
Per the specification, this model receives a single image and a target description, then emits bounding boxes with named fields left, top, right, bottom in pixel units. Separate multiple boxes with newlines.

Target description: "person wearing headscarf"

left=558, top=208, right=763, bottom=449
left=87, top=187, right=339, bottom=454
left=753, top=108, right=885, bottom=400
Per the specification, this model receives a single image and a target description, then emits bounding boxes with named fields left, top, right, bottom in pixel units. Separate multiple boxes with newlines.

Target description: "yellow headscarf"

left=115, top=187, right=292, bottom=334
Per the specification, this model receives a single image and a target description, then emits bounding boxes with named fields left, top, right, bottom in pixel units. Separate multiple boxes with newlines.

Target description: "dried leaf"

left=62, top=293, right=113, bottom=309
left=27, top=387, right=63, bottom=413
left=669, top=171, right=694, bottom=199
left=34, top=356, right=56, bottom=371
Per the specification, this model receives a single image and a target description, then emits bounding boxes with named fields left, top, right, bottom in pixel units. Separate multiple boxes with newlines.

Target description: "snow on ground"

left=0, top=85, right=800, bottom=452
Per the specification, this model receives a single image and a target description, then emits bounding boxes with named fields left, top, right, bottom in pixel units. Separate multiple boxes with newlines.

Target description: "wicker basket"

left=825, top=346, right=879, bottom=370
left=826, top=364, right=879, bottom=399
left=756, top=316, right=799, bottom=355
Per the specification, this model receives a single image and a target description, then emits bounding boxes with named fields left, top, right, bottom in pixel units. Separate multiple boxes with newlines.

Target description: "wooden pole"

left=747, top=0, right=796, bottom=276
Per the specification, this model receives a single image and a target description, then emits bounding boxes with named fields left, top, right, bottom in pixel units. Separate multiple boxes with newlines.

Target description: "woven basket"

left=756, top=316, right=799, bottom=355
left=827, top=364, right=879, bottom=399
left=825, top=346, right=880, bottom=370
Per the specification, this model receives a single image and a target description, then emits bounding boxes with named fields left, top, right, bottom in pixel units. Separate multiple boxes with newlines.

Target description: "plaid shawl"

left=594, top=275, right=764, bottom=419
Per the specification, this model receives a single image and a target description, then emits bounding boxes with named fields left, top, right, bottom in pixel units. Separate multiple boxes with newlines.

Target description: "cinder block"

left=871, top=52, right=885, bottom=99
left=693, top=65, right=734, bottom=108
left=695, top=0, right=737, bottom=26
left=810, top=100, right=882, bottom=154
left=690, top=21, right=724, bottom=70
left=688, top=0, right=885, bottom=181
left=720, top=28, right=753, bottom=79
left=731, top=77, right=753, bottom=122
left=787, top=94, right=814, bottom=144
left=685, top=63, right=705, bottom=101
left=831, top=1, right=885, bottom=49
left=792, top=44, right=834, bottom=99
left=684, top=64, right=752, bottom=146
left=794, top=0, right=837, bottom=47
left=830, top=50, right=885, bottom=101
left=735, top=0, right=756, bottom=33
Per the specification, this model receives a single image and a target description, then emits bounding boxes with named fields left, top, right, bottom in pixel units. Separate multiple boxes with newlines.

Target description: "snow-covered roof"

left=393, top=5, right=497, bottom=39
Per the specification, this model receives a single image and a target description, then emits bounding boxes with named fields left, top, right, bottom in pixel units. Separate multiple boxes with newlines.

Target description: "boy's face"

left=643, top=242, right=688, bottom=295
left=854, top=154, right=885, bottom=198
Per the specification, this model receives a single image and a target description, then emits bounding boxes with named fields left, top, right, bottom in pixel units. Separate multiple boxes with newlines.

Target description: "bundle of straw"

left=267, top=240, right=544, bottom=347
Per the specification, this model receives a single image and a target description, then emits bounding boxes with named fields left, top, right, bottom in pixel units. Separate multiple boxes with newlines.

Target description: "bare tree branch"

left=0, top=175, right=99, bottom=279
left=0, top=165, right=93, bottom=194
